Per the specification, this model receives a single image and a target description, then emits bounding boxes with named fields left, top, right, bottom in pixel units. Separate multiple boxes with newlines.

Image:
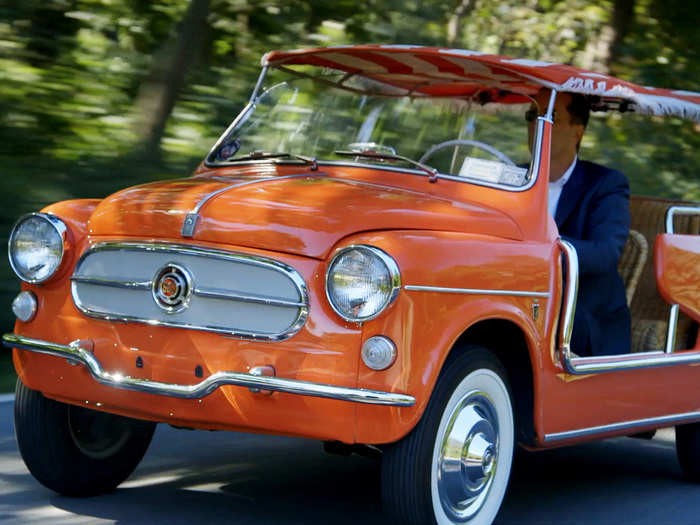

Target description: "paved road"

left=0, top=397, right=698, bottom=524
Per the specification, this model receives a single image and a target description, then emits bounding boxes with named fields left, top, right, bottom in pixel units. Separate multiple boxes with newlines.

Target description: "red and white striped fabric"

left=263, top=45, right=700, bottom=122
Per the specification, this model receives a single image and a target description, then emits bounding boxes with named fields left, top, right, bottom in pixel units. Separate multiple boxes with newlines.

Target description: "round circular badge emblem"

left=151, top=263, right=193, bottom=313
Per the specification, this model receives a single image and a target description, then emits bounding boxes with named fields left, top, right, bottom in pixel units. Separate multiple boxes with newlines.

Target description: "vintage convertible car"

left=4, top=45, right=700, bottom=524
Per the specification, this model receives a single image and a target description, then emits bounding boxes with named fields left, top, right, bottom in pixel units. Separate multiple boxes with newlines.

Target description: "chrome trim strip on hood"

left=2, top=334, right=415, bottom=406
left=182, top=172, right=327, bottom=237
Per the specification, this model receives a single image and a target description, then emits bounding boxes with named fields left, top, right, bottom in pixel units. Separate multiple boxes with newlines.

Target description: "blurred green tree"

left=0, top=0, right=697, bottom=388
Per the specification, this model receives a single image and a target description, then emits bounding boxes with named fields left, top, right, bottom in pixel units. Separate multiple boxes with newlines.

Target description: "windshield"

left=208, top=71, right=533, bottom=188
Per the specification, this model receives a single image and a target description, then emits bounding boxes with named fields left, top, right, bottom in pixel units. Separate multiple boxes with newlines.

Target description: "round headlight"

left=326, top=245, right=400, bottom=322
left=8, top=213, right=67, bottom=284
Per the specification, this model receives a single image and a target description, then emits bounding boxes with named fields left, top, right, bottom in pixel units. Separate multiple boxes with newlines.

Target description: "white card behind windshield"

left=459, top=157, right=527, bottom=186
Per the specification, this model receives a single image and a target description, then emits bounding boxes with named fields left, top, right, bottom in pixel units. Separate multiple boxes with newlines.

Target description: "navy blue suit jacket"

left=556, top=159, right=631, bottom=356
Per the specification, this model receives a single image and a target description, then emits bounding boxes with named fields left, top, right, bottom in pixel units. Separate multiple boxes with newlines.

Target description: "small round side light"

left=12, top=291, right=37, bottom=322
left=361, top=336, right=397, bottom=371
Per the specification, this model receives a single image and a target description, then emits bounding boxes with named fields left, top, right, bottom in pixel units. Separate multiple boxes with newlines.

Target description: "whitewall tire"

left=382, top=346, right=515, bottom=525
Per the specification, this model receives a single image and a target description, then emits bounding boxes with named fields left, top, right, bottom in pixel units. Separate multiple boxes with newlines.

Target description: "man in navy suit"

left=529, top=91, right=631, bottom=356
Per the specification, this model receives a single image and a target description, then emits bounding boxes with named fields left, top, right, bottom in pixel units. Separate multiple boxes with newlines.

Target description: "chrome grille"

left=71, top=243, right=308, bottom=341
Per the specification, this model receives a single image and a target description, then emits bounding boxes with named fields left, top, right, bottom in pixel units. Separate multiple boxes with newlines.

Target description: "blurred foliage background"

left=0, top=0, right=698, bottom=390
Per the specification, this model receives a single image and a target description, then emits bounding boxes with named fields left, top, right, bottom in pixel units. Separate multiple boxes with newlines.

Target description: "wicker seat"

left=628, top=196, right=700, bottom=353
left=617, top=229, right=648, bottom=307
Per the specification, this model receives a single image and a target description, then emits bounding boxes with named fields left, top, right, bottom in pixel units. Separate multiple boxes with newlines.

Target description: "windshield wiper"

left=223, top=151, right=318, bottom=171
left=334, top=150, right=438, bottom=182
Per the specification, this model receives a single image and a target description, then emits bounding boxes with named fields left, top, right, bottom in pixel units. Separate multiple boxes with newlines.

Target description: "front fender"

left=329, top=230, right=554, bottom=444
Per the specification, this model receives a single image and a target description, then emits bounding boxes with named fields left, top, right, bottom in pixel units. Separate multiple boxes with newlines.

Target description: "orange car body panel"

left=89, top=164, right=538, bottom=259
left=12, top=153, right=555, bottom=444
left=654, top=234, right=700, bottom=322
left=350, top=230, right=556, bottom=443
left=7, top=112, right=700, bottom=448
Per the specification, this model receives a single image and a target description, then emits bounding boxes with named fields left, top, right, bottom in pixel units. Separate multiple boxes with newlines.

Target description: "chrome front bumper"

left=2, top=333, right=415, bottom=407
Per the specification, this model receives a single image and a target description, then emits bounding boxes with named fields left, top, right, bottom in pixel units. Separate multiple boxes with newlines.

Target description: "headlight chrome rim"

left=8, top=212, right=68, bottom=284
left=325, top=245, right=401, bottom=322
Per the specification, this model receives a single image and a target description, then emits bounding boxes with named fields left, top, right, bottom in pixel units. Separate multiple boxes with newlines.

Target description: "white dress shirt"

left=548, top=156, right=577, bottom=216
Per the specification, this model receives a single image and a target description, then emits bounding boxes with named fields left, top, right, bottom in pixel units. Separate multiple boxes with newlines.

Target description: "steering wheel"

left=419, top=139, right=515, bottom=167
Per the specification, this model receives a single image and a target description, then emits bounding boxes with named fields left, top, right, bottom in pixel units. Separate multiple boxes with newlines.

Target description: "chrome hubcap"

left=437, top=392, right=499, bottom=522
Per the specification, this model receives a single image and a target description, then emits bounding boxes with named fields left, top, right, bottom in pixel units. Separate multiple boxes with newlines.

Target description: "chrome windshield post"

left=204, top=66, right=269, bottom=166
left=249, top=65, right=269, bottom=104
left=527, top=89, right=556, bottom=187
left=544, top=88, right=557, bottom=123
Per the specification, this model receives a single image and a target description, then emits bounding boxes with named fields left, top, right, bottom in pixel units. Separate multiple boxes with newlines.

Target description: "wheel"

left=381, top=346, right=514, bottom=525
left=14, top=378, right=156, bottom=496
left=676, top=422, right=700, bottom=481
left=419, top=139, right=515, bottom=166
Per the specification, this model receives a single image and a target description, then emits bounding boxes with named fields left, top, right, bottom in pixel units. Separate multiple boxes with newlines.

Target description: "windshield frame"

left=204, top=65, right=556, bottom=193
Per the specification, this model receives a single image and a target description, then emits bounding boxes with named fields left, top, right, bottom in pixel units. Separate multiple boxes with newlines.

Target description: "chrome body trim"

left=325, top=245, right=402, bottom=322
left=404, top=285, right=550, bottom=298
left=563, top=349, right=700, bottom=374
left=8, top=212, right=68, bottom=284
left=70, top=277, right=305, bottom=309
left=192, top=287, right=306, bottom=308
left=71, top=276, right=151, bottom=290
left=665, top=205, right=700, bottom=234
left=557, top=239, right=579, bottom=368
left=2, top=333, right=415, bottom=406
left=181, top=172, right=325, bottom=237
left=557, top=239, right=700, bottom=373
left=544, top=410, right=700, bottom=442
left=248, top=365, right=275, bottom=394
left=71, top=242, right=309, bottom=342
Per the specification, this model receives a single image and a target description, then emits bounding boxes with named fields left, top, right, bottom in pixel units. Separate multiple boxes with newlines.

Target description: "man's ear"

left=574, top=124, right=585, bottom=149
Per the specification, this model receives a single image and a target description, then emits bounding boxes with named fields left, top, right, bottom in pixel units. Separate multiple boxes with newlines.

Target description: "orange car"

left=4, top=45, right=700, bottom=524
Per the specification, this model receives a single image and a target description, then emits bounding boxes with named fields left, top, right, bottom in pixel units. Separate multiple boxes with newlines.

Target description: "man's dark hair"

left=567, top=93, right=591, bottom=128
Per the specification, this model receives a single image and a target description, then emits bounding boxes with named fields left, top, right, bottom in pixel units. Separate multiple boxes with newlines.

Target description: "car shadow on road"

left=497, top=431, right=696, bottom=524
left=3, top=422, right=697, bottom=525
left=48, top=425, right=386, bottom=525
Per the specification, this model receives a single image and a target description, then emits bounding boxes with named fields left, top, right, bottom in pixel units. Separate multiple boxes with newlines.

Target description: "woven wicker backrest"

left=617, top=229, right=648, bottom=307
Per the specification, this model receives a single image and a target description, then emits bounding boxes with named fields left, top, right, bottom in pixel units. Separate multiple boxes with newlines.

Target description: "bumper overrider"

left=2, top=333, right=415, bottom=407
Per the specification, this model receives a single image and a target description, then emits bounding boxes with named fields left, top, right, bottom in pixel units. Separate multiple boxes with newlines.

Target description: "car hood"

left=88, top=167, right=522, bottom=259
